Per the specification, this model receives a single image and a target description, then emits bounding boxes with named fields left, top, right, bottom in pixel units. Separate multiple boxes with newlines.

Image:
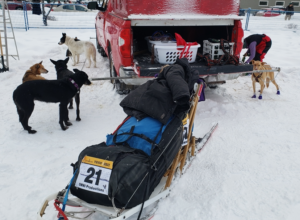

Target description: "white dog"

left=58, top=33, right=96, bottom=68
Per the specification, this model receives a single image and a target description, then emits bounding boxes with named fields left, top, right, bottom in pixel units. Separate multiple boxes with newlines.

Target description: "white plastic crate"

left=145, top=36, right=177, bottom=53
left=203, top=40, right=234, bottom=60
left=154, top=44, right=201, bottom=64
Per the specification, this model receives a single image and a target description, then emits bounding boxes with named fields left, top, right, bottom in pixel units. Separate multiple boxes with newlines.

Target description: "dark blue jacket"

left=286, top=5, right=294, bottom=15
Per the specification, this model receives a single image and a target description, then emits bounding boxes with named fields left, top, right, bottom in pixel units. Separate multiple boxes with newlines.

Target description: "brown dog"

left=251, top=60, right=280, bottom=99
left=22, top=61, right=49, bottom=83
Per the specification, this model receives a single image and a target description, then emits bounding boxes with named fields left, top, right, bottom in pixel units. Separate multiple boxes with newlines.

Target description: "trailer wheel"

left=96, top=35, right=107, bottom=57
left=109, top=51, right=130, bottom=94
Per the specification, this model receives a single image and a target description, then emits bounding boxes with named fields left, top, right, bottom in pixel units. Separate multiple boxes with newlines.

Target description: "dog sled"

left=36, top=81, right=218, bottom=220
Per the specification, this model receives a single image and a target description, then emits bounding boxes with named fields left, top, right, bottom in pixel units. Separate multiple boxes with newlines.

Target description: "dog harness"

left=69, top=78, right=79, bottom=91
left=252, top=73, right=263, bottom=83
left=200, top=39, right=239, bottom=67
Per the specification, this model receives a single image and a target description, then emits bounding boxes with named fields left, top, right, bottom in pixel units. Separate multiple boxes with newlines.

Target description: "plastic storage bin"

left=154, top=44, right=201, bottom=64
left=203, top=40, right=234, bottom=60
left=145, top=36, right=177, bottom=53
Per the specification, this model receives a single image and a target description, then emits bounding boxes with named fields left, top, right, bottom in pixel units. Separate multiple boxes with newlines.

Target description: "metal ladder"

left=0, top=0, right=20, bottom=72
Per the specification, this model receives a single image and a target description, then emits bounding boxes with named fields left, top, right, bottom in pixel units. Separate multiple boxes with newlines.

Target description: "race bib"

left=75, top=156, right=113, bottom=195
left=182, top=114, right=189, bottom=146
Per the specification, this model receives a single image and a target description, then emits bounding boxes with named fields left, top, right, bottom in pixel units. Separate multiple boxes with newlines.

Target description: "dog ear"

left=50, top=59, right=57, bottom=65
left=36, top=64, right=40, bottom=69
left=261, top=62, right=267, bottom=65
left=39, top=61, right=43, bottom=64
left=73, top=69, right=79, bottom=73
left=250, top=60, right=254, bottom=64
left=62, top=33, right=66, bottom=36
left=64, top=57, right=69, bottom=63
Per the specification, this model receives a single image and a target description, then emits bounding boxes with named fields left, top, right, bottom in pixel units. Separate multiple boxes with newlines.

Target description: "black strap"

left=113, top=124, right=164, bottom=150
left=150, top=124, right=164, bottom=156
left=137, top=169, right=152, bottom=220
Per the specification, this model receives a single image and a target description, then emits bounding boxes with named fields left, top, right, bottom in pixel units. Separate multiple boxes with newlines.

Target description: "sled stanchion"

left=191, top=136, right=196, bottom=156
left=165, top=150, right=181, bottom=189
left=164, top=83, right=202, bottom=189
left=180, top=84, right=202, bottom=173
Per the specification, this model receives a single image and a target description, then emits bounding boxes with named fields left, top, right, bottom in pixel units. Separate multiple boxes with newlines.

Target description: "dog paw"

left=62, top=126, right=69, bottom=131
left=277, top=90, right=280, bottom=95
left=76, top=118, right=81, bottom=121
left=28, top=130, right=37, bottom=134
left=65, top=121, right=72, bottom=126
left=258, top=95, right=262, bottom=99
left=251, top=95, right=256, bottom=98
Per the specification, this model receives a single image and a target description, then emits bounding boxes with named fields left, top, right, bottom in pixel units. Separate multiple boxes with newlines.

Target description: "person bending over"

left=243, top=34, right=272, bottom=63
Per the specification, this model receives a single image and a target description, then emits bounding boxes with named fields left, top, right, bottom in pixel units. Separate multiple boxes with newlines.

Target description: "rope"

left=81, top=58, right=87, bottom=71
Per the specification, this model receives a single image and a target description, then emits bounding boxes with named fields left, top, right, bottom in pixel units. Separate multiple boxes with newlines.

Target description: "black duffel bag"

left=70, top=115, right=183, bottom=209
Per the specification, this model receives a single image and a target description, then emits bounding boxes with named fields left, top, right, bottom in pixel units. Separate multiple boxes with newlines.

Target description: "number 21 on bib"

left=75, top=156, right=113, bottom=195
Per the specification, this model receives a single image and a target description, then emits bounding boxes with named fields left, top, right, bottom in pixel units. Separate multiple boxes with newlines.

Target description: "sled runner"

left=37, top=82, right=218, bottom=220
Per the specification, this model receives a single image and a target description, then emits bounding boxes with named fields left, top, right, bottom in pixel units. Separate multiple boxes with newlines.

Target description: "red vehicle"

left=6, top=0, right=32, bottom=10
left=256, top=7, right=285, bottom=17
left=88, top=0, right=252, bottom=94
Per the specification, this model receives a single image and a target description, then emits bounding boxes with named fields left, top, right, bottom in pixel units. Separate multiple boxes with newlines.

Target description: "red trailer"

left=88, top=0, right=251, bottom=94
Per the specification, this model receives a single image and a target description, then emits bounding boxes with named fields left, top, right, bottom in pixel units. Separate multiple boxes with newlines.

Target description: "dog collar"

left=69, top=78, right=79, bottom=90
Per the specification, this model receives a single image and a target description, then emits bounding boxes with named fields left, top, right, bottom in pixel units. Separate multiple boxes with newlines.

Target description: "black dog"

left=13, top=69, right=91, bottom=134
left=50, top=57, right=77, bottom=110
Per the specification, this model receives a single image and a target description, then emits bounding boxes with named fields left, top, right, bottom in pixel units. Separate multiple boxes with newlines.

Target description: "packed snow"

left=0, top=13, right=300, bottom=220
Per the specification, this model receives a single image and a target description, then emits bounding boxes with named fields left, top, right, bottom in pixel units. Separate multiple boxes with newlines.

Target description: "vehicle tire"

left=252, top=11, right=257, bottom=16
left=109, top=51, right=130, bottom=94
left=16, top=7, right=23, bottom=10
left=96, top=35, right=107, bottom=57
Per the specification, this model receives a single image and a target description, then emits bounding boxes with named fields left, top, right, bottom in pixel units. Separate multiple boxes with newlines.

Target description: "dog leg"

left=93, top=52, right=96, bottom=68
left=68, top=98, right=73, bottom=109
left=270, top=77, right=280, bottom=95
left=76, top=54, right=80, bottom=64
left=64, top=110, right=72, bottom=127
left=71, top=52, right=76, bottom=66
left=75, top=93, right=81, bottom=121
left=59, top=102, right=70, bottom=130
left=16, top=107, right=24, bottom=122
left=258, top=80, right=265, bottom=99
left=20, top=103, right=37, bottom=134
left=64, top=101, right=72, bottom=126
left=87, top=56, right=91, bottom=68
left=251, top=76, right=256, bottom=98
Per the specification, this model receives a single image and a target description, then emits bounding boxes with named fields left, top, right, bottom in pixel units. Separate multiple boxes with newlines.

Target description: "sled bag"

left=106, top=116, right=172, bottom=156
left=70, top=116, right=183, bottom=209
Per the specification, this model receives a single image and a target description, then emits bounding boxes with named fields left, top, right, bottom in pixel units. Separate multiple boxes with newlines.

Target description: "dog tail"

left=266, top=78, right=270, bottom=88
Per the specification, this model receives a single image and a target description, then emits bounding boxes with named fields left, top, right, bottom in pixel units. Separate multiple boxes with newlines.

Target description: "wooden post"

left=165, top=150, right=181, bottom=189
left=179, top=87, right=200, bottom=172
left=191, top=136, right=196, bottom=156
left=164, top=83, right=203, bottom=188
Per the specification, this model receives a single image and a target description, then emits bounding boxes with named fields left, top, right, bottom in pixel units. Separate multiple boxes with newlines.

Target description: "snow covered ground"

left=0, top=13, right=300, bottom=220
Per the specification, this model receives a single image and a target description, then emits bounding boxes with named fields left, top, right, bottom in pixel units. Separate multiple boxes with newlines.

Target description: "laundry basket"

left=154, top=44, right=201, bottom=64
left=145, top=36, right=177, bottom=53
